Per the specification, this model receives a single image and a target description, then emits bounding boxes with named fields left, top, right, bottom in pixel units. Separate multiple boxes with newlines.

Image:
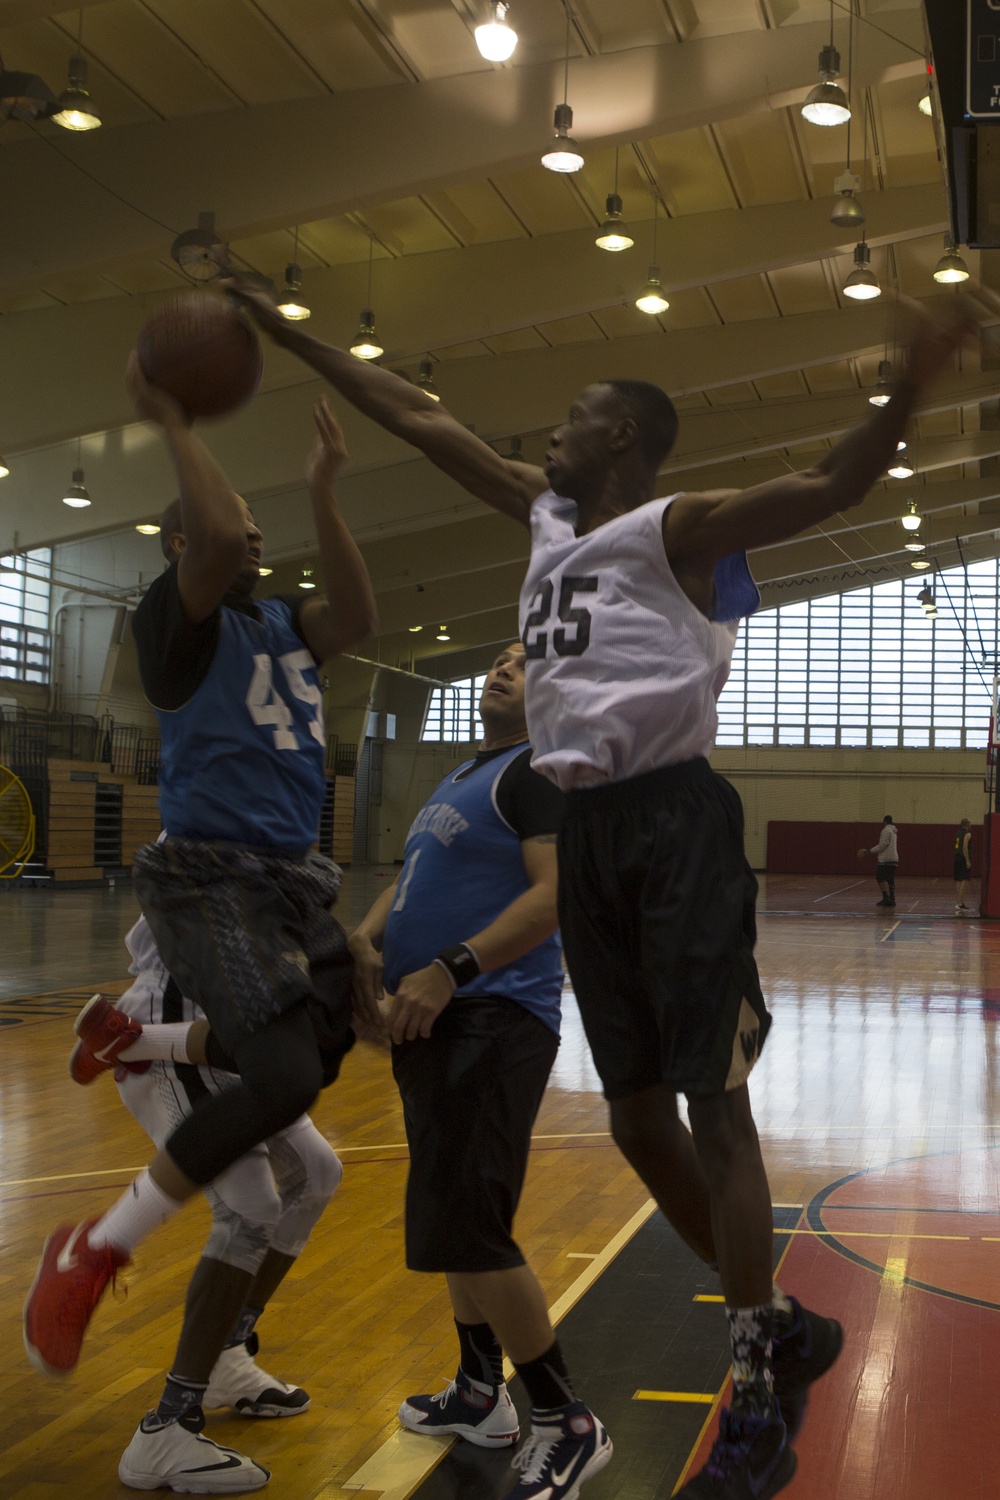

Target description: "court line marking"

left=813, top=879, right=866, bottom=903
left=634, top=1391, right=715, bottom=1404
left=341, top=1199, right=657, bottom=1500
left=880, top=921, right=901, bottom=942
left=567, top=1252, right=598, bottom=1259
left=694, top=1294, right=725, bottom=1303
left=0, top=1132, right=617, bottom=1189
left=783, top=1230, right=969, bottom=1241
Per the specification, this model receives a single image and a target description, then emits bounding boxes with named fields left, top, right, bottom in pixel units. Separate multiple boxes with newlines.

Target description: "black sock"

left=456, top=1320, right=504, bottom=1388
left=157, top=1373, right=208, bottom=1422
left=514, top=1340, right=576, bottom=1411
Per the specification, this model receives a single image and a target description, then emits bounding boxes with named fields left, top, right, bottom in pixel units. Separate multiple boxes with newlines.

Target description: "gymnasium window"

left=717, top=559, right=1000, bottom=750
left=0, top=550, right=52, bottom=685
left=421, top=674, right=488, bottom=742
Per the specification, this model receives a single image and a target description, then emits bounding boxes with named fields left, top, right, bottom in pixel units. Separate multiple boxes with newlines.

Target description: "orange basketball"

left=857, top=847, right=868, bottom=860
left=136, top=294, right=262, bottom=420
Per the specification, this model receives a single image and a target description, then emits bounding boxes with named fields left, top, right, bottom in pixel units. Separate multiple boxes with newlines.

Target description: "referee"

left=349, top=642, right=611, bottom=1500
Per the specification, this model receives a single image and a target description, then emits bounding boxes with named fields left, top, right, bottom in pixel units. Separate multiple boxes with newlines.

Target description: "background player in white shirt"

left=70, top=918, right=343, bottom=1492
left=232, top=278, right=972, bottom=1500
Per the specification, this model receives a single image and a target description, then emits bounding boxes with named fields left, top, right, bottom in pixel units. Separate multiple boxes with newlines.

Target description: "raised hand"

left=305, top=396, right=349, bottom=492
left=125, top=350, right=190, bottom=430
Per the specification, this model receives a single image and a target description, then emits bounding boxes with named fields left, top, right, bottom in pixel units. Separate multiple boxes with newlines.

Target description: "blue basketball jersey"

left=382, top=746, right=564, bottom=1034
left=156, top=597, right=327, bottom=851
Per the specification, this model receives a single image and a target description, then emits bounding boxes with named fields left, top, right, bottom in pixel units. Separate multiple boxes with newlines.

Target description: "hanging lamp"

left=350, top=236, right=384, bottom=359
left=541, top=5, right=583, bottom=173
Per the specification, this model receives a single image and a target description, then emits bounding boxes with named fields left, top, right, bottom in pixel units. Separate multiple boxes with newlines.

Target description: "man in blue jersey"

left=349, top=642, right=611, bottom=1498
left=231, top=280, right=972, bottom=1500
left=24, top=363, right=378, bottom=1491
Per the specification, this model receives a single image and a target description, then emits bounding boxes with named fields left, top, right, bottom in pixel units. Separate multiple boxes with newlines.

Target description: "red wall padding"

left=766, top=821, right=976, bottom=877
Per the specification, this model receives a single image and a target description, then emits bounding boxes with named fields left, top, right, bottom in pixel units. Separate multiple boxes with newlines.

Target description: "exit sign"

left=969, top=0, right=1000, bottom=117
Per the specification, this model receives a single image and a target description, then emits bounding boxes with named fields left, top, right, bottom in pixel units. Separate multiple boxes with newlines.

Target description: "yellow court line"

left=635, top=1391, right=715, bottom=1404
left=800, top=1230, right=969, bottom=1241
left=0, top=1166, right=146, bottom=1188
left=342, top=1199, right=658, bottom=1500
left=694, top=1294, right=725, bottom=1303
left=567, top=1252, right=598, bottom=1259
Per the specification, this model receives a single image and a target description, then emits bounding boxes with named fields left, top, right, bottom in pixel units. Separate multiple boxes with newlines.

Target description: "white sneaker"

left=118, top=1409, right=269, bottom=1492
left=399, top=1368, right=519, bottom=1446
left=205, top=1336, right=310, bottom=1418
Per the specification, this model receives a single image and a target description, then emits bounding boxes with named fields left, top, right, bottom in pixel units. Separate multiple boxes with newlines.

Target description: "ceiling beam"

left=0, top=183, right=947, bottom=451
left=0, top=17, right=925, bottom=292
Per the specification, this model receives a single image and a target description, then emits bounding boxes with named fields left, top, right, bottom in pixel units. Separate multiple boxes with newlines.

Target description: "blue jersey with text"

left=382, top=746, right=564, bottom=1034
left=156, top=598, right=326, bottom=850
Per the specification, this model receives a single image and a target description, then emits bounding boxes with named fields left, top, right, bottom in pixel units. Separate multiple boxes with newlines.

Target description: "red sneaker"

left=23, top=1219, right=130, bottom=1376
left=69, top=994, right=149, bottom=1084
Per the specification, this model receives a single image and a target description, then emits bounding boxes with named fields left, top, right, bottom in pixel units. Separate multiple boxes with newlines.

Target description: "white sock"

left=119, top=1023, right=196, bottom=1064
left=87, top=1169, right=182, bottom=1254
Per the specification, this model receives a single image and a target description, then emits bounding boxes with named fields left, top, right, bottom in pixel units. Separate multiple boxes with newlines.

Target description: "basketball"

left=136, top=294, right=263, bottom=419
left=857, top=847, right=868, bottom=859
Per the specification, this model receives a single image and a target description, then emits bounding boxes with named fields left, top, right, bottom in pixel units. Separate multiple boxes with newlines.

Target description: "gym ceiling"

left=0, top=0, right=995, bottom=669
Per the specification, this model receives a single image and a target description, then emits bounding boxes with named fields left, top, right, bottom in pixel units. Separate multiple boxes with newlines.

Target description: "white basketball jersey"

left=518, top=490, right=759, bottom=791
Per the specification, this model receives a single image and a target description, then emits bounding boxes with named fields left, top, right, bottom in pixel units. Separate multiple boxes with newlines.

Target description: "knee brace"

left=203, top=1154, right=283, bottom=1275
left=268, top=1121, right=343, bottom=1259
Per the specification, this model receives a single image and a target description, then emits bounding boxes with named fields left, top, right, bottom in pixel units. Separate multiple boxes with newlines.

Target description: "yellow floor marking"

left=0, top=1166, right=147, bottom=1188
left=798, top=1230, right=968, bottom=1241
left=694, top=1294, right=725, bottom=1303
left=635, top=1391, right=715, bottom=1404
left=342, top=1200, right=658, bottom=1500
left=567, top=1251, right=598, bottom=1259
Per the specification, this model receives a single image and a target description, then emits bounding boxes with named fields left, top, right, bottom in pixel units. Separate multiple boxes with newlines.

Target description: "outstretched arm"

left=228, top=280, right=548, bottom=528
left=126, top=353, right=249, bottom=624
left=663, top=299, right=977, bottom=572
left=296, top=397, right=379, bottom=663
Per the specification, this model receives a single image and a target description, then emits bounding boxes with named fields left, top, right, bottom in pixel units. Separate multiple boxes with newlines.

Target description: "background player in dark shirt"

left=350, top=644, right=611, bottom=1500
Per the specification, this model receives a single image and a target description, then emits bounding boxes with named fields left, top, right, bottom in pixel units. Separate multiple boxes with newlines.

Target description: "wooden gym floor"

left=1, top=872, right=999, bottom=1498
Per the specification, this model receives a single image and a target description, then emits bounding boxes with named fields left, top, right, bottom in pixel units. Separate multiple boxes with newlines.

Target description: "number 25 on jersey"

left=523, top=574, right=598, bottom=659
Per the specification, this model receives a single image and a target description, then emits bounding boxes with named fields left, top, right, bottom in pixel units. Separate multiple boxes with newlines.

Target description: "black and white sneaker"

left=399, top=1367, right=519, bottom=1446
left=118, top=1408, right=270, bottom=1492
left=204, top=1333, right=309, bottom=1418
left=503, top=1402, right=612, bottom=1500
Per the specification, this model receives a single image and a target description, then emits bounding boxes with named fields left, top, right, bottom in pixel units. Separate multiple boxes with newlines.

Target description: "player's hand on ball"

left=306, top=397, right=349, bottom=491
left=388, top=963, right=454, bottom=1044
left=125, top=350, right=190, bottom=430
left=857, top=847, right=868, bottom=860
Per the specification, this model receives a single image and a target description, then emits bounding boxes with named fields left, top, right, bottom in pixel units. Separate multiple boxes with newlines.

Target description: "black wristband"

left=434, top=943, right=481, bottom=990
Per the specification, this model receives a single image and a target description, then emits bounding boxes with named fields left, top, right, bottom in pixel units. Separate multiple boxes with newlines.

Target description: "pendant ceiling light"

left=829, top=5, right=861, bottom=226
left=843, top=240, right=880, bottom=300
left=900, top=501, right=921, bottom=531
left=911, top=558, right=930, bottom=570
left=62, top=439, right=90, bottom=509
left=52, top=13, right=100, bottom=131
left=135, top=523, right=160, bottom=535
left=277, top=228, right=310, bottom=320
left=801, top=4, right=851, bottom=127
left=890, top=446, right=915, bottom=481
left=596, top=148, right=634, bottom=252
left=171, top=211, right=227, bottom=282
left=299, top=568, right=316, bottom=590
left=635, top=197, right=669, bottom=315
left=933, top=240, right=970, bottom=285
left=350, top=235, right=384, bottom=360
left=869, top=358, right=893, bottom=407
left=541, top=4, right=583, bottom=173
left=904, top=540, right=925, bottom=553
left=0, top=455, right=9, bottom=479
left=416, top=356, right=440, bottom=402
left=475, top=2, right=517, bottom=62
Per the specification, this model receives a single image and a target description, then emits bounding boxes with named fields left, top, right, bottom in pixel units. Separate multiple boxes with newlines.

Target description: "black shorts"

left=391, top=996, right=559, bottom=1273
left=876, top=862, right=897, bottom=884
left=134, top=838, right=349, bottom=1061
left=954, top=859, right=971, bottom=883
left=558, top=758, right=770, bottom=1101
